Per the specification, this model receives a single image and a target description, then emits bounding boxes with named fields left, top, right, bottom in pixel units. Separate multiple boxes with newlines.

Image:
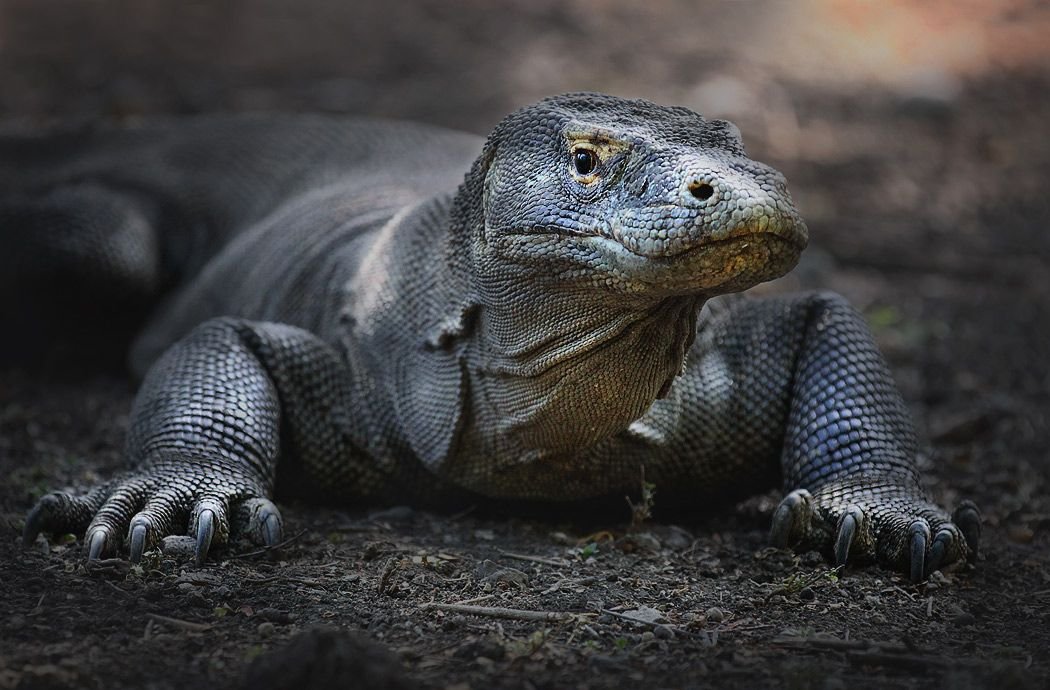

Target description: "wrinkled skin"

left=12, top=94, right=979, bottom=581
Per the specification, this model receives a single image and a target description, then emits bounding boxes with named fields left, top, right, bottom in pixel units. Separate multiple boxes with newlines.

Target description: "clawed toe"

left=194, top=508, right=217, bottom=566
left=22, top=494, right=59, bottom=547
left=262, top=510, right=282, bottom=546
left=927, top=527, right=953, bottom=575
left=908, top=519, right=930, bottom=583
left=770, top=489, right=814, bottom=548
left=236, top=497, right=284, bottom=547
left=22, top=488, right=108, bottom=548
left=128, top=520, right=149, bottom=563
left=86, top=528, right=108, bottom=561
left=833, top=505, right=866, bottom=567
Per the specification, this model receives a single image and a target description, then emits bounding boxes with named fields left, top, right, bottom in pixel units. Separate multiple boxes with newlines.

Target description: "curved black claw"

left=194, top=509, right=215, bottom=566
left=908, top=519, right=930, bottom=583
left=23, top=490, right=106, bottom=548
left=770, top=489, right=813, bottom=548
left=235, top=497, right=284, bottom=548
left=834, top=506, right=864, bottom=566
left=927, top=528, right=954, bottom=576
left=953, top=500, right=982, bottom=560
left=22, top=497, right=54, bottom=547
left=262, top=511, right=282, bottom=546
left=129, top=521, right=148, bottom=563
left=87, top=529, right=107, bottom=561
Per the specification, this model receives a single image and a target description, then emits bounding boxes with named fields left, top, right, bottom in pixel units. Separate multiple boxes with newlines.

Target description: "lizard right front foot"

left=23, top=463, right=283, bottom=565
left=769, top=478, right=981, bottom=583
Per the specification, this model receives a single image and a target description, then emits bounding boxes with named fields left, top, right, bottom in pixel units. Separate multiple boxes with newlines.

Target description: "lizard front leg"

left=637, top=292, right=980, bottom=581
left=765, top=292, right=981, bottom=581
left=23, top=317, right=367, bottom=564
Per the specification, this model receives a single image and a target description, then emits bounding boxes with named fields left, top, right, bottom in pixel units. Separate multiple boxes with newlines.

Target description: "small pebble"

left=653, top=625, right=675, bottom=640
left=161, top=535, right=196, bottom=559
left=705, top=607, right=725, bottom=623
left=952, top=612, right=976, bottom=626
left=799, top=587, right=816, bottom=602
left=640, top=631, right=655, bottom=642
left=257, top=621, right=275, bottom=638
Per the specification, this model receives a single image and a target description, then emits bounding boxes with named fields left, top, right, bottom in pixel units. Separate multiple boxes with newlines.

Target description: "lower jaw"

left=617, top=234, right=805, bottom=296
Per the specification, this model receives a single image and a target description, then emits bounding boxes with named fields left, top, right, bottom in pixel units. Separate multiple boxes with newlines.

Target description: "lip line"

left=501, top=223, right=806, bottom=259
left=605, top=229, right=804, bottom=260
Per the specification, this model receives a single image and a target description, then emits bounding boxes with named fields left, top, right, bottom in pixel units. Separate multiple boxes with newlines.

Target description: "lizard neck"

left=447, top=179, right=704, bottom=460
left=465, top=286, right=703, bottom=459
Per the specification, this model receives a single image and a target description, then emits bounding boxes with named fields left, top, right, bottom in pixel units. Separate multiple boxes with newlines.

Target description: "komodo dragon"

left=9, top=93, right=980, bottom=582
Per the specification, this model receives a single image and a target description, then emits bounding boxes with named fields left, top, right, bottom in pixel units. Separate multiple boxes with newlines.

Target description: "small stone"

left=799, top=587, right=815, bottom=602
left=640, top=631, right=655, bottom=642
left=653, top=625, right=675, bottom=640
left=257, top=621, right=275, bottom=638
left=929, top=571, right=949, bottom=585
left=951, top=612, right=976, bottom=626
left=161, top=535, right=196, bottom=558
left=705, top=607, right=725, bottom=623
left=621, top=606, right=667, bottom=625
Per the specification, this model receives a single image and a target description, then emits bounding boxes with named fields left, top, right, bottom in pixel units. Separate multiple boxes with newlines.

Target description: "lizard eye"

left=571, top=147, right=599, bottom=178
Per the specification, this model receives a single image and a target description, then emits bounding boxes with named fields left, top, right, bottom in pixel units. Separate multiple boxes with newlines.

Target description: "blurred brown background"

left=2, top=0, right=1048, bottom=129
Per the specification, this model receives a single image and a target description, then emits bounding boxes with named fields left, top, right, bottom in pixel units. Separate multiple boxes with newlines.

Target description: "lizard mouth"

left=585, top=220, right=808, bottom=296
left=492, top=207, right=808, bottom=295
left=604, top=208, right=809, bottom=260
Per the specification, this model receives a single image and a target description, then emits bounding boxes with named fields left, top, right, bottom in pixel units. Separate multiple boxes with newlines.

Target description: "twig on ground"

left=498, top=550, right=570, bottom=567
left=146, top=613, right=212, bottom=632
left=449, top=594, right=496, bottom=606
left=229, top=529, right=308, bottom=559
left=419, top=602, right=577, bottom=623
left=242, top=575, right=328, bottom=588
left=541, top=576, right=598, bottom=595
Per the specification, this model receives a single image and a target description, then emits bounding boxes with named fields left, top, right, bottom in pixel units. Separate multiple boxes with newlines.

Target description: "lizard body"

left=9, top=94, right=979, bottom=581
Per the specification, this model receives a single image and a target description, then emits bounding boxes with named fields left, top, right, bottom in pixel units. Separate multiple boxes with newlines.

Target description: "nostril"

left=689, top=182, right=715, bottom=201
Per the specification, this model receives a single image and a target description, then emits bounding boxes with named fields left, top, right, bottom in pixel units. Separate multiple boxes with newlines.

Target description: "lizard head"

left=459, top=92, right=808, bottom=299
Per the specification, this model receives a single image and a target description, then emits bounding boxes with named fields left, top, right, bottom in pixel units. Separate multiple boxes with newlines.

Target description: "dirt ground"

left=1, top=2, right=1049, bottom=689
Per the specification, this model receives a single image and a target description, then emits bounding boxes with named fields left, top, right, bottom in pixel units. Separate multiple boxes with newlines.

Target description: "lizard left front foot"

left=769, top=477, right=981, bottom=582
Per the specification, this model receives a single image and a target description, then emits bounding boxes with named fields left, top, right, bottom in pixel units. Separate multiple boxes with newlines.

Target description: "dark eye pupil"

left=573, top=149, right=597, bottom=176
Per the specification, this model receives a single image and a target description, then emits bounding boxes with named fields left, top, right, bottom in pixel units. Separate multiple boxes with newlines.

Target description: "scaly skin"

left=12, top=94, right=980, bottom=581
